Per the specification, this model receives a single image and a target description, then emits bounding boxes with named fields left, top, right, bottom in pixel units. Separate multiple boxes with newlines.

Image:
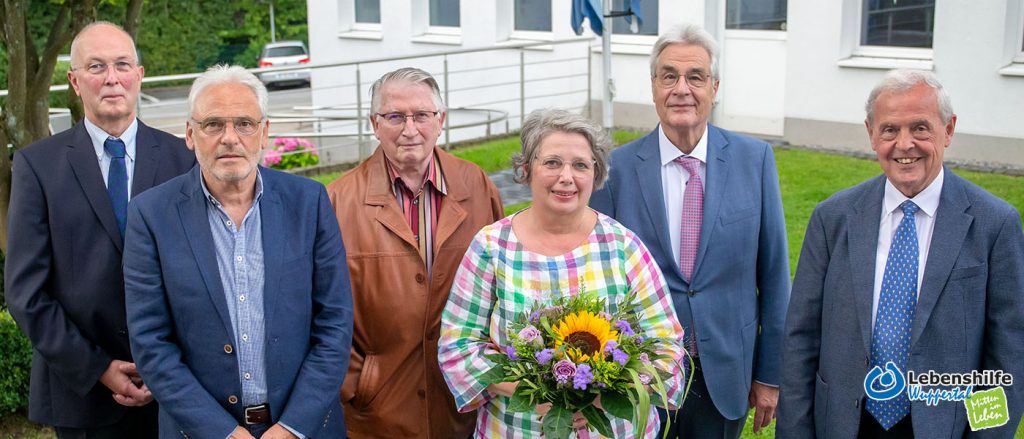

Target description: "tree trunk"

left=124, top=0, right=143, bottom=40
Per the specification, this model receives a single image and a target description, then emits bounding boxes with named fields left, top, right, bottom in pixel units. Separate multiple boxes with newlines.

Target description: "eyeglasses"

left=72, top=61, right=138, bottom=76
left=189, top=117, right=264, bottom=136
left=535, top=156, right=596, bottom=175
left=375, top=111, right=439, bottom=126
left=655, top=70, right=711, bottom=89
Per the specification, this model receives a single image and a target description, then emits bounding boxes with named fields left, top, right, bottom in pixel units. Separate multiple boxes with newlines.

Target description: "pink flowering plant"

left=481, top=286, right=685, bottom=439
left=263, top=137, right=319, bottom=170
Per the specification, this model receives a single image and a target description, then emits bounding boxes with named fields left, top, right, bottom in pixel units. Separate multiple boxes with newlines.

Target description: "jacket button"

left=417, top=389, right=426, bottom=398
left=228, top=395, right=239, bottom=404
left=687, top=290, right=696, bottom=297
left=118, top=329, right=127, bottom=336
left=224, top=344, right=234, bottom=354
left=415, top=273, right=425, bottom=283
left=855, top=399, right=860, bottom=408
left=427, top=329, right=439, bottom=341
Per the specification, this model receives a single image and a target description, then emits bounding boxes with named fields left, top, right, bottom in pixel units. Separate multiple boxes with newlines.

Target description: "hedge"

left=0, top=309, right=32, bottom=414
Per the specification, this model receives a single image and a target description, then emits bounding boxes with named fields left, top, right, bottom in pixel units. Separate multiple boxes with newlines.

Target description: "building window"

left=861, top=0, right=935, bottom=48
left=726, top=0, right=787, bottom=30
left=515, top=0, right=552, bottom=32
left=430, top=0, right=460, bottom=27
left=355, top=0, right=380, bottom=24
left=611, top=0, right=658, bottom=35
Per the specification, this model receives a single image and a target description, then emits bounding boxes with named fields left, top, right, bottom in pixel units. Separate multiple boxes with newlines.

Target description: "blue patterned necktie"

left=867, top=200, right=920, bottom=429
left=104, top=138, right=128, bottom=239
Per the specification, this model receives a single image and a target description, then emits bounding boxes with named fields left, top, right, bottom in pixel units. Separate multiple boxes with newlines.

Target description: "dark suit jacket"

left=590, top=124, right=791, bottom=420
left=124, top=167, right=353, bottom=438
left=4, top=120, right=194, bottom=428
left=778, top=169, right=1024, bottom=438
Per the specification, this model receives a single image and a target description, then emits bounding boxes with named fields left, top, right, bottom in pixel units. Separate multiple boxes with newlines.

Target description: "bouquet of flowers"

left=480, top=286, right=685, bottom=439
left=263, top=137, right=320, bottom=170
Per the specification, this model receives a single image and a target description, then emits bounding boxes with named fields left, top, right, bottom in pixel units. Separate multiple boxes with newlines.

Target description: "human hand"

left=228, top=426, right=256, bottom=439
left=748, top=382, right=779, bottom=433
left=572, top=411, right=588, bottom=430
left=100, top=360, right=153, bottom=406
left=259, top=424, right=298, bottom=439
left=487, top=381, right=519, bottom=398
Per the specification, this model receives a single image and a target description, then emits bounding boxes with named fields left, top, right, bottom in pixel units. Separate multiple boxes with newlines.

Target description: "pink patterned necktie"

left=674, top=156, right=703, bottom=281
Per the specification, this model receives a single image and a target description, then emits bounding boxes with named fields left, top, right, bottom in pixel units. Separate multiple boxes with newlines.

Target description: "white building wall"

left=308, top=0, right=1024, bottom=166
left=785, top=0, right=1024, bottom=166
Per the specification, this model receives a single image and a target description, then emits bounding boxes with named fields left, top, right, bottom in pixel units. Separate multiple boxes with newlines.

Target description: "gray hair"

left=369, top=67, right=446, bottom=115
left=69, top=21, right=140, bottom=65
left=512, top=108, right=611, bottom=188
left=187, top=64, right=269, bottom=119
left=650, top=24, right=720, bottom=79
left=865, top=69, right=954, bottom=124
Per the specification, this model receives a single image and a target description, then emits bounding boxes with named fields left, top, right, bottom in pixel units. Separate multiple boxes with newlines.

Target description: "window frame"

left=353, top=0, right=382, bottom=25
left=856, top=0, right=936, bottom=57
left=725, top=0, right=788, bottom=31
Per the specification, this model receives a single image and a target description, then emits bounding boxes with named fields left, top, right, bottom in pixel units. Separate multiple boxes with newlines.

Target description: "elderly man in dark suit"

left=778, top=69, right=1024, bottom=438
left=4, top=21, right=194, bottom=438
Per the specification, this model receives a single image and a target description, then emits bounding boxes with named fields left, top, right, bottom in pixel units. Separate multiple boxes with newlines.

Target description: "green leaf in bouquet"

left=600, top=391, right=634, bottom=421
left=484, top=353, right=506, bottom=364
left=478, top=364, right=508, bottom=385
left=627, top=368, right=652, bottom=438
left=506, top=392, right=534, bottom=413
left=542, top=404, right=574, bottom=439
left=581, top=404, right=614, bottom=438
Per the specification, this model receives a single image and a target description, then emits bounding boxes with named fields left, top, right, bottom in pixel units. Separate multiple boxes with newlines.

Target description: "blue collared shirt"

left=200, top=171, right=269, bottom=406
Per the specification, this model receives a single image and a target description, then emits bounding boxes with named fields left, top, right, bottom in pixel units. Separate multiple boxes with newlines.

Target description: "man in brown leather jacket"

left=326, top=67, right=503, bottom=438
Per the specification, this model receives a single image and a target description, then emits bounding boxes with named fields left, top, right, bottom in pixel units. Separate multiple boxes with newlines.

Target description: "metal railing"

left=5, top=36, right=595, bottom=167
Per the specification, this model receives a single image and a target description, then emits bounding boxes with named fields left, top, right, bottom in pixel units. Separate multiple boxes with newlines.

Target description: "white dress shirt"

left=871, top=168, right=944, bottom=327
left=658, top=123, right=708, bottom=264
left=84, top=117, right=138, bottom=199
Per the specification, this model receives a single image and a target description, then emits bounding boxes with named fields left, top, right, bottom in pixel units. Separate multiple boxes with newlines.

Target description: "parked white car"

left=257, top=41, right=310, bottom=88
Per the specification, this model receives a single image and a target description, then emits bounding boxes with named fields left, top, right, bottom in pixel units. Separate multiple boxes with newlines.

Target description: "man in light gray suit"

left=778, top=69, right=1024, bottom=438
left=590, top=23, right=791, bottom=438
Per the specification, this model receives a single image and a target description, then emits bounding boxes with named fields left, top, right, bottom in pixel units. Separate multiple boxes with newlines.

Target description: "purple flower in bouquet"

left=573, top=364, right=593, bottom=390
left=638, top=373, right=652, bottom=385
left=638, top=353, right=651, bottom=364
left=529, top=310, right=541, bottom=323
left=611, top=348, right=629, bottom=366
left=604, top=339, right=618, bottom=352
left=534, top=348, right=554, bottom=365
left=505, top=345, right=519, bottom=360
left=615, top=320, right=635, bottom=337
left=599, top=311, right=613, bottom=321
left=553, top=359, right=576, bottom=385
left=517, top=325, right=541, bottom=346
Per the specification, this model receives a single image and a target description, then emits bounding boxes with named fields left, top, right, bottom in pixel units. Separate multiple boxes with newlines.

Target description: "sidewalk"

left=488, top=169, right=532, bottom=206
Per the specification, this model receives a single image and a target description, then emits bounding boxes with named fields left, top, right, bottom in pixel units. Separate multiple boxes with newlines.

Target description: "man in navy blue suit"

left=778, top=70, right=1024, bottom=438
left=123, top=65, right=353, bottom=439
left=590, top=23, right=791, bottom=439
left=5, top=22, right=194, bottom=438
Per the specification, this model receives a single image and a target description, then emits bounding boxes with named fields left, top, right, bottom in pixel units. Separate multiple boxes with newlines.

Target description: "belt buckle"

left=244, top=403, right=270, bottom=425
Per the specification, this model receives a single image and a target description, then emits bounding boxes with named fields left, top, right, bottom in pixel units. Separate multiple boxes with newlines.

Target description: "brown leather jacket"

left=327, top=147, right=503, bottom=438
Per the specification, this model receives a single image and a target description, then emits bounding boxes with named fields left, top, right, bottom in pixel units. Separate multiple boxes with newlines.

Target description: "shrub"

left=0, top=310, right=32, bottom=414
left=264, top=137, right=320, bottom=170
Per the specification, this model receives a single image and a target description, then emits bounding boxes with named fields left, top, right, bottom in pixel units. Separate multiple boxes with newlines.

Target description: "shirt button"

left=224, top=344, right=234, bottom=354
left=412, top=199, right=419, bottom=204
left=226, top=220, right=233, bottom=226
left=239, top=295, right=246, bottom=302
left=228, top=395, right=239, bottom=404
left=236, top=255, right=243, bottom=262
left=244, top=372, right=252, bottom=380
left=242, top=334, right=249, bottom=342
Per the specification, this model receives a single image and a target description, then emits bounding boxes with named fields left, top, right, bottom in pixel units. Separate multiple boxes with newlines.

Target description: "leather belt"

left=244, top=403, right=271, bottom=425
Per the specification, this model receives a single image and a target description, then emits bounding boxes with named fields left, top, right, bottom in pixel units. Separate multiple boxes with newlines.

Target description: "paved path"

left=488, top=169, right=532, bottom=206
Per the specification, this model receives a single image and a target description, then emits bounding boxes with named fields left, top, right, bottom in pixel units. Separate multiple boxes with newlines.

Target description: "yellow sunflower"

left=554, top=311, right=618, bottom=361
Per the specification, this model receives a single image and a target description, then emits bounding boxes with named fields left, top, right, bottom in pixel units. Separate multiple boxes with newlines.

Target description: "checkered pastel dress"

left=438, top=212, right=686, bottom=438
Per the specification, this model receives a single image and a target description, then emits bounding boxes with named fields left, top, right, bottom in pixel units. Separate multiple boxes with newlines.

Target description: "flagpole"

left=602, top=0, right=614, bottom=131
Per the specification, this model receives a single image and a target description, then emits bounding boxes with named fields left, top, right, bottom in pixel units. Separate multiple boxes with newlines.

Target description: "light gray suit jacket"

left=778, top=168, right=1024, bottom=438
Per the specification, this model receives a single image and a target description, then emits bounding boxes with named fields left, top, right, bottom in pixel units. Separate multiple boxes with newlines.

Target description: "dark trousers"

left=857, top=407, right=914, bottom=439
left=55, top=404, right=158, bottom=439
left=658, top=358, right=745, bottom=439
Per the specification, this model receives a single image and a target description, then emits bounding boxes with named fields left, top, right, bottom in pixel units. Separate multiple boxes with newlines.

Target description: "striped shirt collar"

left=384, top=152, right=448, bottom=197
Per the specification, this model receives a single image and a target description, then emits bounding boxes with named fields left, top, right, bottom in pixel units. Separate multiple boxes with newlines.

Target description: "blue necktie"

left=105, top=138, right=128, bottom=239
left=867, top=200, right=920, bottom=429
